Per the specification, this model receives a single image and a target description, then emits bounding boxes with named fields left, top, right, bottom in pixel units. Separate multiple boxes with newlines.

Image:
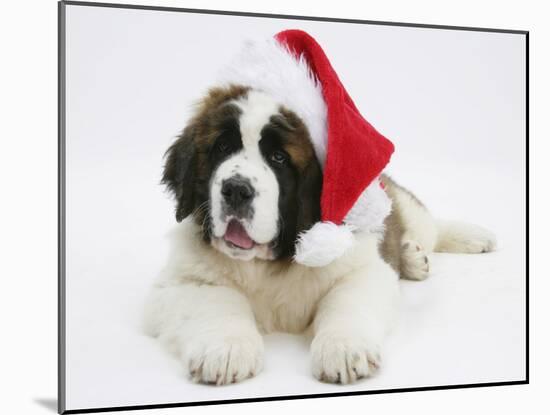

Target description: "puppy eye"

left=270, top=150, right=288, bottom=165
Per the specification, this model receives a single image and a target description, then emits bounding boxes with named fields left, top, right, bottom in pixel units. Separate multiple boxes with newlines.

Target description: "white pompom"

left=294, top=222, right=354, bottom=267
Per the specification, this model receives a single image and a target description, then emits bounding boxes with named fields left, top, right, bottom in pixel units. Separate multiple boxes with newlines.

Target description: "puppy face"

left=163, top=86, right=322, bottom=261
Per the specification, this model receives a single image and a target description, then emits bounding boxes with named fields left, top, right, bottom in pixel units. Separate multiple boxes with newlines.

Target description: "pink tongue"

left=224, top=220, right=254, bottom=249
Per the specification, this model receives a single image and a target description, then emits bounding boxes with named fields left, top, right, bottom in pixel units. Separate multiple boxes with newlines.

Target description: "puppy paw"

left=184, top=333, right=264, bottom=385
left=435, top=221, right=497, bottom=254
left=400, top=240, right=430, bottom=281
left=458, top=228, right=497, bottom=253
left=311, top=331, right=381, bottom=384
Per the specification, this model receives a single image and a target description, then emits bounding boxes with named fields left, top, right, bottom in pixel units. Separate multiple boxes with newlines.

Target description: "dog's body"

left=143, top=86, right=496, bottom=385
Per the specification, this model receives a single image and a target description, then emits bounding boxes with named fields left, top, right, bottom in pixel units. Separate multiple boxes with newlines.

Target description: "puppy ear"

left=296, top=158, right=322, bottom=234
left=162, top=126, right=198, bottom=222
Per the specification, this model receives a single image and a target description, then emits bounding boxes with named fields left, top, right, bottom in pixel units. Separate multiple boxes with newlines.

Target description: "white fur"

left=344, top=178, right=392, bottom=233
left=386, top=184, right=496, bottom=280
left=394, top=186, right=439, bottom=252
left=400, top=239, right=430, bottom=281
left=294, top=178, right=393, bottom=267
left=310, top=254, right=399, bottom=382
left=389, top=184, right=497, bottom=257
left=294, top=222, right=355, bottom=267
left=219, top=37, right=328, bottom=167
left=143, top=219, right=400, bottom=384
left=294, top=178, right=392, bottom=267
left=435, top=220, right=497, bottom=253
left=209, top=91, right=281, bottom=261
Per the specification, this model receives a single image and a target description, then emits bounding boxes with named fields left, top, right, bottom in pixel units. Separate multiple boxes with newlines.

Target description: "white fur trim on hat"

left=218, top=37, right=329, bottom=167
left=344, top=178, right=392, bottom=233
left=294, top=177, right=392, bottom=267
left=294, top=222, right=355, bottom=267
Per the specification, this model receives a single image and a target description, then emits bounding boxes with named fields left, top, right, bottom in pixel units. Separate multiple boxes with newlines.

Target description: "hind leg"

left=381, top=175, right=496, bottom=281
left=393, top=196, right=437, bottom=281
left=435, top=220, right=497, bottom=253
left=380, top=174, right=438, bottom=280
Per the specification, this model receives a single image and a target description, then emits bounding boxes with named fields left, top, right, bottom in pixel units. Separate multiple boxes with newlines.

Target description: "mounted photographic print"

left=58, top=1, right=528, bottom=413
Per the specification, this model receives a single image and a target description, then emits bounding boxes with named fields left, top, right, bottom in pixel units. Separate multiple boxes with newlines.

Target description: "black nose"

left=221, top=177, right=255, bottom=210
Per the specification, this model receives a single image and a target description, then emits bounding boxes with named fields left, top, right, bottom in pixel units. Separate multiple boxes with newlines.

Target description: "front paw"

left=184, top=333, right=264, bottom=385
left=311, top=331, right=381, bottom=384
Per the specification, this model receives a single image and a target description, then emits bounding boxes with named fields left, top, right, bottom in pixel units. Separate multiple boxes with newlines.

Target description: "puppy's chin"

left=211, top=237, right=276, bottom=261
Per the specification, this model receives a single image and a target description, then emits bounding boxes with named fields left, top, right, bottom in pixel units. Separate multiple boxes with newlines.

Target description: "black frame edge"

left=525, top=31, right=530, bottom=384
left=62, top=381, right=528, bottom=414
left=62, top=0, right=528, bottom=35
left=58, top=1, right=67, bottom=414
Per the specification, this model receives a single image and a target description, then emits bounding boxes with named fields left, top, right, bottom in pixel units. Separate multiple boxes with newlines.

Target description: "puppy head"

left=163, top=85, right=322, bottom=261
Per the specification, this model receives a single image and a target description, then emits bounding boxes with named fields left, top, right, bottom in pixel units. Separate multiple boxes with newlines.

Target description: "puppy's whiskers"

left=200, top=204, right=212, bottom=236
left=190, top=200, right=212, bottom=238
left=193, top=200, right=209, bottom=218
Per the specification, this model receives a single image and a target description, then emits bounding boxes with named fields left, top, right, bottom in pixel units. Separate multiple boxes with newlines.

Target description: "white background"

left=0, top=1, right=546, bottom=415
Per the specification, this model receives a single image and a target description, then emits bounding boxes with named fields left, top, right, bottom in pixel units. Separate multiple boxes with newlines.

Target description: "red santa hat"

left=219, top=29, right=394, bottom=267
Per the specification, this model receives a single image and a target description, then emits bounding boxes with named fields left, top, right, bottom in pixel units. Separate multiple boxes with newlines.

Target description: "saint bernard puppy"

left=142, top=84, right=497, bottom=386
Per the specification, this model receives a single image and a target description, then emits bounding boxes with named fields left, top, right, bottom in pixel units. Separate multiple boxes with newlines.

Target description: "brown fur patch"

left=192, top=86, right=250, bottom=198
left=188, top=91, right=316, bottom=174
left=162, top=84, right=249, bottom=225
left=190, top=84, right=249, bottom=149
left=277, top=106, right=317, bottom=172
left=193, top=84, right=250, bottom=121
